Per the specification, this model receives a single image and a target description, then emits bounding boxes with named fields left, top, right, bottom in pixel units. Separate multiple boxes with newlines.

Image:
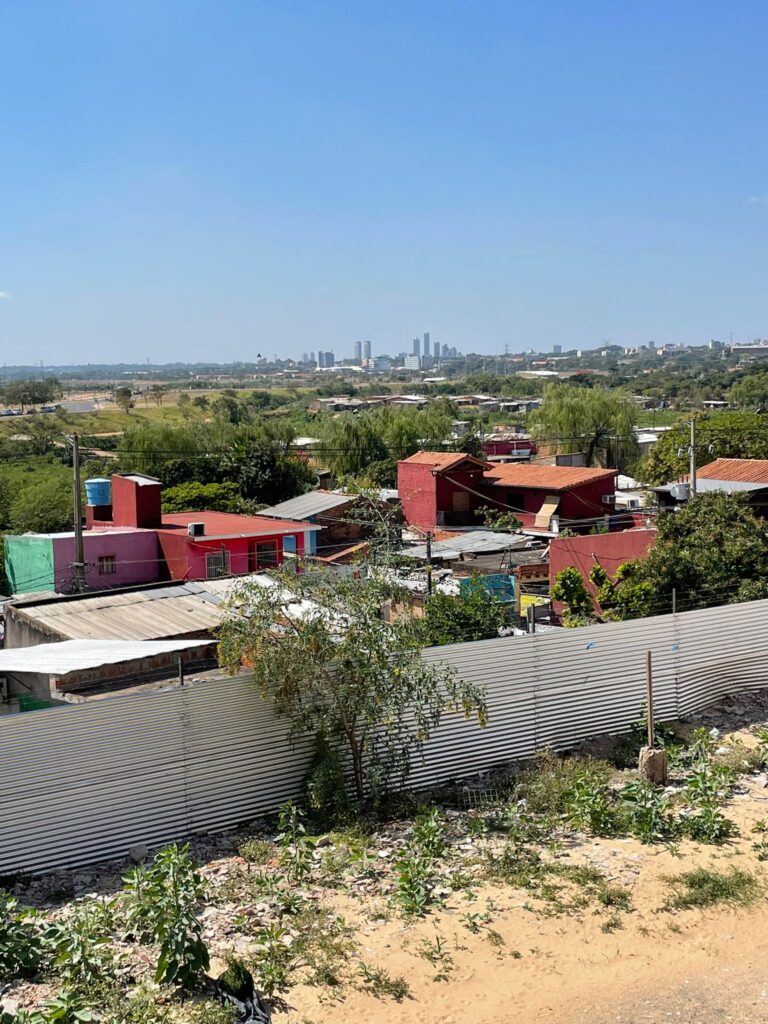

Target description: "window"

left=206, top=549, right=231, bottom=579
left=250, top=541, right=278, bottom=571
left=98, top=555, right=116, bottom=576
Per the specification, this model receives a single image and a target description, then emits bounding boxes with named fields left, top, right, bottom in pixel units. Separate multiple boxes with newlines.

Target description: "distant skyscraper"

left=424, top=331, right=430, bottom=354
left=363, top=339, right=371, bottom=360
left=449, top=346, right=457, bottom=358
left=353, top=340, right=362, bottom=361
left=318, top=351, right=326, bottom=368
left=310, top=351, right=316, bottom=363
left=433, top=340, right=440, bottom=360
left=412, top=337, right=421, bottom=358
left=441, top=343, right=449, bottom=357
left=302, top=352, right=309, bottom=363
left=553, top=344, right=562, bottom=355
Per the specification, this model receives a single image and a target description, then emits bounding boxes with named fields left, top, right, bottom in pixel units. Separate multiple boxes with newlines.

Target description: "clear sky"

left=1, top=1, right=767, bottom=364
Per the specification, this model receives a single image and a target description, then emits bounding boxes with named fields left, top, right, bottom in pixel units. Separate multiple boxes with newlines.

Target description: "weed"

left=418, top=933, right=454, bottom=982
left=566, top=778, right=619, bottom=837
left=31, top=990, right=97, bottom=1024
left=596, top=884, right=633, bottom=912
left=412, top=807, right=446, bottom=858
left=250, top=922, right=294, bottom=998
left=682, top=806, right=738, bottom=844
left=619, top=780, right=677, bottom=843
left=485, top=841, right=546, bottom=889
left=517, top=752, right=611, bottom=819
left=662, top=867, right=761, bottom=911
left=460, top=912, right=483, bottom=933
left=276, top=801, right=317, bottom=881
left=600, top=913, right=623, bottom=933
left=45, top=899, right=119, bottom=991
left=751, top=819, right=768, bottom=860
left=0, top=890, right=45, bottom=981
left=485, top=928, right=505, bottom=947
left=357, top=962, right=410, bottom=1000
left=237, top=837, right=274, bottom=866
left=122, top=843, right=209, bottom=990
left=392, top=846, right=433, bottom=917
left=291, top=904, right=355, bottom=990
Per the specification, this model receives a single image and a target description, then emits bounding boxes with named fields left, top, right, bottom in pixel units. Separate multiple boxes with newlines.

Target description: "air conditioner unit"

left=601, top=494, right=617, bottom=505
left=187, top=522, right=205, bottom=538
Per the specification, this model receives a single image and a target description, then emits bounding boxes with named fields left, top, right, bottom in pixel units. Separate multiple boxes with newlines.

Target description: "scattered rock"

left=129, top=844, right=149, bottom=864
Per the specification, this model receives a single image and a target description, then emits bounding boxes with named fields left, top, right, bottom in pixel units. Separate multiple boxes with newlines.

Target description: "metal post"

left=426, top=531, right=433, bottom=595
left=689, top=419, right=697, bottom=497
left=646, top=650, right=654, bottom=747
left=178, top=655, right=185, bottom=687
left=71, top=434, right=86, bottom=593
left=527, top=604, right=536, bottom=634
left=672, top=588, right=677, bottom=615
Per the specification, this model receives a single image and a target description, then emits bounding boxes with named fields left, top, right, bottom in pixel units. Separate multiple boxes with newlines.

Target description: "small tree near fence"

left=217, top=569, right=488, bottom=802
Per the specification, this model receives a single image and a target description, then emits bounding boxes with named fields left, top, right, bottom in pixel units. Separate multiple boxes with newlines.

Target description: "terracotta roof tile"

left=399, top=452, right=490, bottom=471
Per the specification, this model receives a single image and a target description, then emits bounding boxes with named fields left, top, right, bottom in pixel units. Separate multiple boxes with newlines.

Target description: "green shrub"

left=0, top=891, right=45, bottom=981
left=304, top=734, right=350, bottom=826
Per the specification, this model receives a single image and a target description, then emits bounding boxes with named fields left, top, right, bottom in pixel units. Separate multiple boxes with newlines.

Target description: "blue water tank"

left=85, top=478, right=111, bottom=507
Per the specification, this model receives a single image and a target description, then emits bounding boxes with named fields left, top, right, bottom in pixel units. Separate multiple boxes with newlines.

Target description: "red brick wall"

left=398, top=463, right=438, bottom=530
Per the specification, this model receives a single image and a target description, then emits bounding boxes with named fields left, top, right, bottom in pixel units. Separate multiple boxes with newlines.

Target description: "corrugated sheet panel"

left=4, top=598, right=768, bottom=873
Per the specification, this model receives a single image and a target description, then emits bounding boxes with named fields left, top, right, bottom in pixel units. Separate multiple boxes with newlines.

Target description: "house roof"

left=0, top=639, right=211, bottom=675
left=484, top=463, right=616, bottom=491
left=7, top=575, right=291, bottom=641
left=157, top=511, right=318, bottom=539
left=400, top=452, right=491, bottom=472
left=697, top=458, right=768, bottom=485
left=260, top=490, right=354, bottom=521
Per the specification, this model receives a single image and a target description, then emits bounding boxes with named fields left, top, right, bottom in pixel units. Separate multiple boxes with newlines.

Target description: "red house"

left=397, top=453, right=492, bottom=531
left=85, top=474, right=317, bottom=582
left=483, top=463, right=618, bottom=529
left=398, top=453, right=617, bottom=531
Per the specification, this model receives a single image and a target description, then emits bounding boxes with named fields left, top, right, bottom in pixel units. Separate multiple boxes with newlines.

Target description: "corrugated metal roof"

left=697, top=458, right=768, bottom=485
left=400, top=530, right=533, bottom=560
left=400, top=452, right=490, bottom=471
left=693, top=478, right=768, bottom=494
left=260, top=491, right=354, bottom=520
left=0, top=640, right=210, bottom=675
left=9, top=575, right=280, bottom=641
left=485, top=463, right=616, bottom=490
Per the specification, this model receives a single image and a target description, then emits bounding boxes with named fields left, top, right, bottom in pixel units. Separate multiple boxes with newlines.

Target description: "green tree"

left=149, top=384, right=167, bottom=407
left=420, top=578, right=511, bottom=645
left=551, top=566, right=596, bottom=627
left=477, top=505, right=522, bottom=531
left=113, top=386, right=134, bottom=413
left=642, top=412, right=768, bottom=484
left=320, top=415, right=389, bottom=478
left=728, top=373, right=768, bottom=410
left=223, top=439, right=315, bottom=503
left=217, top=570, right=488, bottom=801
left=10, top=476, right=72, bottom=533
left=529, top=383, right=638, bottom=468
left=622, top=492, right=768, bottom=613
left=161, top=481, right=245, bottom=513
left=2, top=378, right=61, bottom=411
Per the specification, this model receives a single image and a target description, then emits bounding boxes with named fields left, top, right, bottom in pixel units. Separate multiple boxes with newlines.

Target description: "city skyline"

left=1, top=2, right=767, bottom=362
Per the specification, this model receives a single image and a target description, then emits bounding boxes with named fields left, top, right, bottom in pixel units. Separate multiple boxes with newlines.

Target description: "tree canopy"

left=217, top=570, right=488, bottom=801
left=529, top=383, right=638, bottom=468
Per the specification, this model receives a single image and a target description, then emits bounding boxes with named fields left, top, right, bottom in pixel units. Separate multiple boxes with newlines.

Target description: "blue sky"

left=1, top=1, right=767, bottom=363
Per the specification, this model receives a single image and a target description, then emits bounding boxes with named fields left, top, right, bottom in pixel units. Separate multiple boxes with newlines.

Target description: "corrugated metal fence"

left=3, top=598, right=768, bottom=874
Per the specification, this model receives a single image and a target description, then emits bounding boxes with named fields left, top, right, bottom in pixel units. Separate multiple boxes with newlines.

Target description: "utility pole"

left=71, top=434, right=86, bottom=592
left=689, top=418, right=697, bottom=497
left=425, top=531, right=433, bottom=595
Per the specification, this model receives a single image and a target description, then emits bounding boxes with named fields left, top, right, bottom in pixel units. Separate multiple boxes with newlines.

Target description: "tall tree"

left=217, top=570, right=487, bottom=800
left=320, top=415, right=389, bottom=478
left=529, top=384, right=638, bottom=468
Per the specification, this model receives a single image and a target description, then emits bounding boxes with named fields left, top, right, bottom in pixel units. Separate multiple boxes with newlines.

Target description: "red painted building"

left=85, top=474, right=316, bottom=582
left=397, top=453, right=617, bottom=532
left=548, top=528, right=657, bottom=616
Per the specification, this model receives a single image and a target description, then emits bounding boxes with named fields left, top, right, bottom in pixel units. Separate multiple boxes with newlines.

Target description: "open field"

left=5, top=692, right=768, bottom=1023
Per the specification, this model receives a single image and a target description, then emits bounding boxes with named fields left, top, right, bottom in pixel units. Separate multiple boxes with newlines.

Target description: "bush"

left=0, top=891, right=45, bottom=980
left=304, top=734, right=350, bottom=826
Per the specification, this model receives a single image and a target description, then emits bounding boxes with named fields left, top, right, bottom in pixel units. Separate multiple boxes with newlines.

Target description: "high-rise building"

left=404, top=355, right=421, bottom=370
left=433, top=340, right=440, bottom=360
left=302, top=352, right=309, bottom=363
left=442, top=343, right=449, bottom=358
left=310, top=351, right=316, bottom=363
left=318, top=351, right=326, bottom=368
left=412, top=337, right=421, bottom=358
left=553, top=344, right=562, bottom=355
left=353, top=340, right=362, bottom=362
left=363, top=339, right=371, bottom=360
left=424, top=332, right=430, bottom=354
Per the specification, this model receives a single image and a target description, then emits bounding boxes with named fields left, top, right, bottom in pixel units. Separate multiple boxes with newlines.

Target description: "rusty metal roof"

left=485, top=463, right=616, bottom=491
left=399, top=452, right=490, bottom=471
left=8, top=576, right=275, bottom=642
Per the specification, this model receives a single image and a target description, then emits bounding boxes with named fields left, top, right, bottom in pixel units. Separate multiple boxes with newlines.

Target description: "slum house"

left=651, top=458, right=768, bottom=513
left=258, top=490, right=393, bottom=558
left=0, top=639, right=216, bottom=708
left=397, top=452, right=617, bottom=532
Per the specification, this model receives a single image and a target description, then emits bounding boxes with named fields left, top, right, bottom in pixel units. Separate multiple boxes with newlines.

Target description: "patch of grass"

left=516, top=752, right=612, bottom=819
left=418, top=933, right=454, bottom=982
left=357, top=961, right=410, bottom=1000
left=662, top=867, right=761, bottom=911
left=237, top=837, right=275, bottom=865
left=596, top=884, right=633, bottom=912
left=291, top=904, right=355, bottom=989
left=600, top=913, right=623, bottom=933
